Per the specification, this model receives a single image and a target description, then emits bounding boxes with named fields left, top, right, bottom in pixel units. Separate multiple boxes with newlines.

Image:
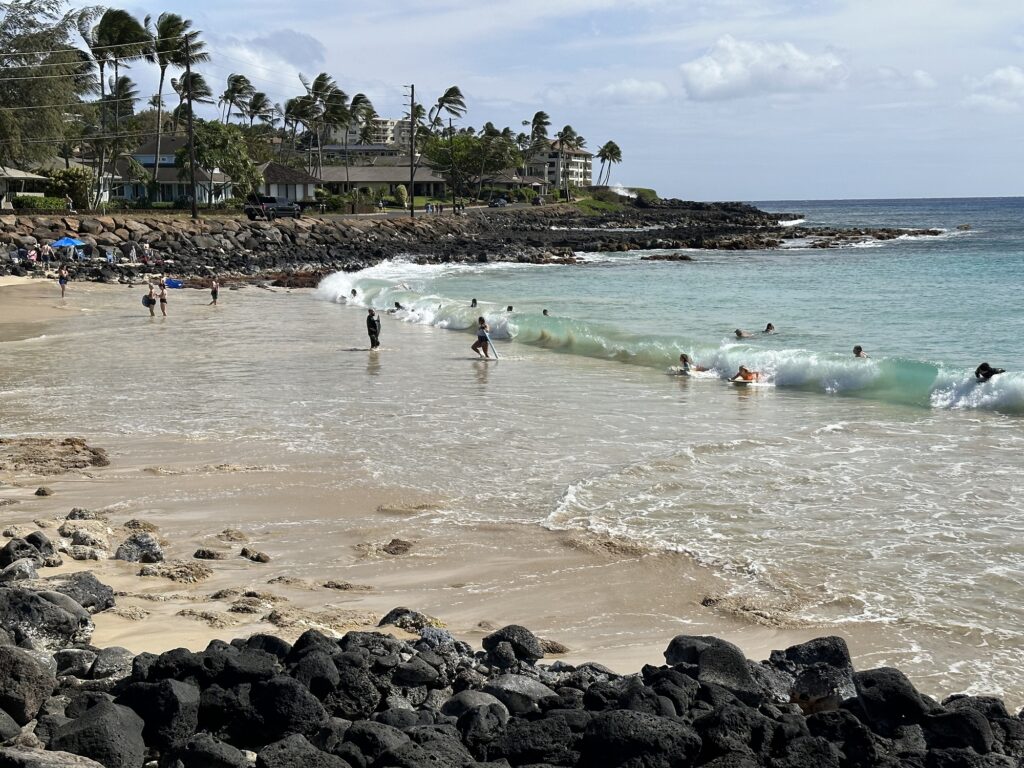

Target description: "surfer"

left=678, top=354, right=710, bottom=374
left=975, top=362, right=1005, bottom=382
left=472, top=317, right=491, bottom=359
left=350, top=289, right=357, bottom=300
left=735, top=329, right=752, bottom=339
left=366, top=308, right=381, bottom=349
left=542, top=309, right=549, bottom=316
left=730, top=366, right=762, bottom=382
left=853, top=345, right=869, bottom=358
left=57, top=266, right=69, bottom=299
left=209, top=279, right=219, bottom=306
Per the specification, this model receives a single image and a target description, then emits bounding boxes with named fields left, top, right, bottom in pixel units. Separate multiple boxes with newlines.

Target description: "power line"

left=0, top=130, right=186, bottom=147
left=0, top=97, right=141, bottom=112
left=0, top=49, right=186, bottom=80
left=0, top=35, right=187, bottom=59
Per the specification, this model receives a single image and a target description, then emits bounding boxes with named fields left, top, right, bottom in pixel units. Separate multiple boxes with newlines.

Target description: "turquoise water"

left=322, top=197, right=1024, bottom=413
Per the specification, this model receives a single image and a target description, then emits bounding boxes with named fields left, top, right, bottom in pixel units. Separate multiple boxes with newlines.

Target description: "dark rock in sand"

left=32, top=572, right=114, bottom=614
left=250, top=676, right=329, bottom=743
left=54, top=649, right=97, bottom=679
left=117, top=678, right=199, bottom=751
left=381, top=538, right=412, bottom=555
left=0, top=646, right=54, bottom=725
left=88, top=647, right=133, bottom=682
left=49, top=700, right=145, bottom=768
left=65, top=509, right=104, bottom=522
left=33, top=488, right=53, bottom=497
left=0, top=541, right=42, bottom=570
left=176, top=732, right=248, bottom=768
left=240, top=547, right=270, bottom=563
left=664, top=635, right=765, bottom=705
left=193, top=548, right=227, bottom=560
left=114, top=533, right=163, bottom=563
left=0, top=560, right=37, bottom=584
left=483, top=674, right=557, bottom=716
left=0, top=587, right=93, bottom=650
left=377, top=607, right=439, bottom=632
left=256, top=733, right=350, bottom=768
left=579, top=709, right=702, bottom=768
left=853, top=667, right=930, bottom=732
left=441, top=690, right=509, bottom=719
left=483, top=624, right=544, bottom=664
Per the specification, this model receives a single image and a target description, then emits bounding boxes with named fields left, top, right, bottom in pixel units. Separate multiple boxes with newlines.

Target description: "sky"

left=102, top=0, right=1024, bottom=200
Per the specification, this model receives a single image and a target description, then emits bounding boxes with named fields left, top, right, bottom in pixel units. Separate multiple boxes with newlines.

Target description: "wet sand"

left=0, top=280, right=894, bottom=679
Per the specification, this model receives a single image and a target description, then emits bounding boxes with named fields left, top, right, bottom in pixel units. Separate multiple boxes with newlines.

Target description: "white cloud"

left=679, top=35, right=846, bottom=101
left=965, top=65, right=1024, bottom=112
left=872, top=66, right=937, bottom=91
left=598, top=78, right=670, bottom=104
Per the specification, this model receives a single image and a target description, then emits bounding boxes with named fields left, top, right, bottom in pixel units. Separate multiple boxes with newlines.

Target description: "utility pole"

left=449, top=117, right=456, bottom=213
left=408, top=84, right=415, bottom=219
left=185, top=37, right=199, bottom=220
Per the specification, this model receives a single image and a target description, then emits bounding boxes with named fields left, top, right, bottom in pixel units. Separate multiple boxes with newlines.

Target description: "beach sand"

left=0, top=280, right=854, bottom=675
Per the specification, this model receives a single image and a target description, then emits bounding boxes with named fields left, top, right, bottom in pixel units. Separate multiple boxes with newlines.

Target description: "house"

left=255, top=162, right=319, bottom=202
left=0, top=166, right=48, bottom=208
left=32, top=157, right=120, bottom=204
left=469, top=168, right=550, bottom=197
left=319, top=164, right=446, bottom=198
left=526, top=140, right=593, bottom=190
left=118, top=136, right=233, bottom=203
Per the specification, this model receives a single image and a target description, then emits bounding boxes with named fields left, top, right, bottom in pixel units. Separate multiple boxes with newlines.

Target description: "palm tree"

left=219, top=74, right=255, bottom=124
left=282, top=96, right=316, bottom=162
left=335, top=92, right=373, bottom=190
left=596, top=140, right=622, bottom=186
left=243, top=92, right=276, bottom=127
left=299, top=72, right=344, bottom=177
left=555, top=125, right=585, bottom=199
left=170, top=72, right=214, bottom=132
left=145, top=13, right=209, bottom=200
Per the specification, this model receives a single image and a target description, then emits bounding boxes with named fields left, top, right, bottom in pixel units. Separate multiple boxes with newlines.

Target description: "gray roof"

left=319, top=165, right=445, bottom=184
left=0, top=165, right=46, bottom=180
left=257, top=161, right=319, bottom=185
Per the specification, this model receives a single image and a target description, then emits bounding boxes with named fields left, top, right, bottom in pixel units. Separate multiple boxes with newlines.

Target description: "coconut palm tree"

left=219, top=74, right=255, bottom=124
left=334, top=92, right=373, bottom=190
left=281, top=95, right=316, bottom=162
left=596, top=140, right=622, bottom=186
left=243, top=92, right=276, bottom=127
left=144, top=13, right=209, bottom=199
left=170, top=72, right=214, bottom=132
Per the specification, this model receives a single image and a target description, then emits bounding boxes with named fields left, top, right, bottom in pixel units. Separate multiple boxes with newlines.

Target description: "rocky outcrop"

left=0, top=614, right=1020, bottom=768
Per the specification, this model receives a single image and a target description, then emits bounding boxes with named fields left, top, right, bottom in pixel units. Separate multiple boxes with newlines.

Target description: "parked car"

left=244, top=196, right=301, bottom=221
left=488, top=198, right=508, bottom=208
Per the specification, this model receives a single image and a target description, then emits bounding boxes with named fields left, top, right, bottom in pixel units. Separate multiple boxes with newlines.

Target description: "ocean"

left=2, top=196, right=1022, bottom=701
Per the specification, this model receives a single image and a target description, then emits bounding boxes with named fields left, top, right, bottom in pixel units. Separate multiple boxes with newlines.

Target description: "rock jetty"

left=0, top=203, right=943, bottom=287
left=0, top=546, right=1019, bottom=768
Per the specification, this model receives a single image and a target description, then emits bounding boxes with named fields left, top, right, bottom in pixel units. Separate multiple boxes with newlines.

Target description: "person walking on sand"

left=57, top=266, right=69, bottom=299
left=472, top=317, right=492, bottom=359
left=366, top=308, right=381, bottom=349
left=158, top=281, right=168, bottom=317
left=209, top=279, right=219, bottom=306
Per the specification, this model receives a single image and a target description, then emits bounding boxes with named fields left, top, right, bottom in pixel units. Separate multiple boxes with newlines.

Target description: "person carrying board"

left=472, top=317, right=492, bottom=359
left=367, top=308, right=381, bottom=349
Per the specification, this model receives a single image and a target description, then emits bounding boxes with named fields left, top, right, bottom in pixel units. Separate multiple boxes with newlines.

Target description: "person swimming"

left=763, top=323, right=775, bottom=334
left=470, top=298, right=477, bottom=307
left=735, top=329, right=752, bottom=339
left=730, top=365, right=762, bottom=382
left=678, top=354, right=710, bottom=374
left=975, top=362, right=1005, bottom=381
left=853, top=345, right=869, bottom=358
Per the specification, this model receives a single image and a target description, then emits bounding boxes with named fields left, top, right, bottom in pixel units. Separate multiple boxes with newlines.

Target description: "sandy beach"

left=0, top=280, right=833, bottom=675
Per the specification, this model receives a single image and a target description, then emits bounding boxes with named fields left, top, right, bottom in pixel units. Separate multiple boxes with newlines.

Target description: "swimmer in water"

left=735, top=328, right=752, bottom=339
left=975, top=362, right=1005, bottom=381
left=730, top=365, right=762, bottom=382
left=678, top=354, right=710, bottom=374
left=763, top=323, right=775, bottom=334
left=853, top=345, right=869, bottom=358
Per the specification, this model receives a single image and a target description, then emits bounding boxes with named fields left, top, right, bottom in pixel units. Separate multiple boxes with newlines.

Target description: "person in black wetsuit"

left=367, top=309, right=381, bottom=349
left=975, top=362, right=1005, bottom=381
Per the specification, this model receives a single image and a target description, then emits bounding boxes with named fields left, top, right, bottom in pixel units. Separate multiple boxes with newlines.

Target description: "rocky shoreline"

left=0, top=204, right=944, bottom=288
left=0, top=442, right=1019, bottom=768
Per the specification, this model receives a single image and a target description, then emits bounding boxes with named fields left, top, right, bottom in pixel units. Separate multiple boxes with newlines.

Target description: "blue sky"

left=109, top=0, right=1024, bottom=200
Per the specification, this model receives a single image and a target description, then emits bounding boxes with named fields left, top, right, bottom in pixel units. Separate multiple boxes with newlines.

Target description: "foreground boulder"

left=0, top=646, right=54, bottom=725
left=49, top=701, right=145, bottom=768
left=0, top=588, right=93, bottom=650
left=0, top=747, right=107, bottom=767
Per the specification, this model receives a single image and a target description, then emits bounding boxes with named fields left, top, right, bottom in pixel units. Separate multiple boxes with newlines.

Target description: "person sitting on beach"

left=853, top=345, right=869, bottom=358
left=472, top=317, right=492, bottom=359
left=975, top=362, right=1005, bottom=381
left=678, top=354, right=710, bottom=374
left=731, top=365, right=762, bottom=382
left=763, top=323, right=776, bottom=334
left=735, top=329, right=752, bottom=339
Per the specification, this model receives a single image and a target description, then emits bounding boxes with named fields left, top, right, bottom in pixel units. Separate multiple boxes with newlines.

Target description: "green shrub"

left=218, top=197, right=244, bottom=211
left=12, top=196, right=66, bottom=211
left=394, top=184, right=408, bottom=208
left=45, top=166, right=92, bottom=210
left=150, top=201, right=175, bottom=209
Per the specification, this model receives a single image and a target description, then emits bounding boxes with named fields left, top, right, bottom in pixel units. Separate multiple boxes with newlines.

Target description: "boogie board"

left=731, top=379, right=772, bottom=387
left=142, top=295, right=155, bottom=307
left=164, top=278, right=183, bottom=289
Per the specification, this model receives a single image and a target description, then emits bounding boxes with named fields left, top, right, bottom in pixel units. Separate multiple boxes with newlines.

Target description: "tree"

left=46, top=166, right=92, bottom=210
left=170, top=72, right=213, bottom=132
left=175, top=119, right=260, bottom=203
left=393, top=183, right=408, bottom=209
left=596, top=140, right=622, bottom=186
left=243, top=91, right=275, bottom=127
left=555, top=125, right=585, bottom=199
left=219, top=73, right=254, bottom=124
left=0, top=1, right=88, bottom=167
left=144, top=12, right=209, bottom=199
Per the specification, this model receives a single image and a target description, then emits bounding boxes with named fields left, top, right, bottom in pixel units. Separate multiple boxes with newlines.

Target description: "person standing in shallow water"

left=57, top=266, right=69, bottom=299
left=209, top=279, right=219, bottom=306
left=145, top=284, right=156, bottom=317
left=158, top=281, right=167, bottom=317
left=366, top=308, right=381, bottom=349
left=472, top=317, right=491, bottom=359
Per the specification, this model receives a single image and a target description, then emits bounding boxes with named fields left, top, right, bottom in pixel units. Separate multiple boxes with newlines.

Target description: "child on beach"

left=472, top=317, right=491, bottom=359
left=57, top=266, right=68, bottom=299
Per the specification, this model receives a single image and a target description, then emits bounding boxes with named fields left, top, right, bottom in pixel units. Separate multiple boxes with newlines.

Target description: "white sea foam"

left=778, top=218, right=806, bottom=227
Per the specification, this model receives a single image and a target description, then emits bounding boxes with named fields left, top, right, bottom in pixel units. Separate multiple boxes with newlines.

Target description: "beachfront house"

left=32, top=157, right=121, bottom=204
left=526, top=139, right=593, bottom=191
left=469, top=168, right=550, bottom=198
left=255, top=162, right=319, bottom=203
left=117, top=136, right=233, bottom=204
left=319, top=162, right=446, bottom=199
left=0, top=165, right=48, bottom=209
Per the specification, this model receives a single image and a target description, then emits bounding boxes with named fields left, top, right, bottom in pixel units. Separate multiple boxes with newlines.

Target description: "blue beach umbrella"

left=51, top=237, right=85, bottom=247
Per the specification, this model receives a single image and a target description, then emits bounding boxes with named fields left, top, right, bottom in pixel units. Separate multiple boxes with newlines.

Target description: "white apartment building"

left=329, top=117, right=412, bottom=149
left=526, top=140, right=593, bottom=190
